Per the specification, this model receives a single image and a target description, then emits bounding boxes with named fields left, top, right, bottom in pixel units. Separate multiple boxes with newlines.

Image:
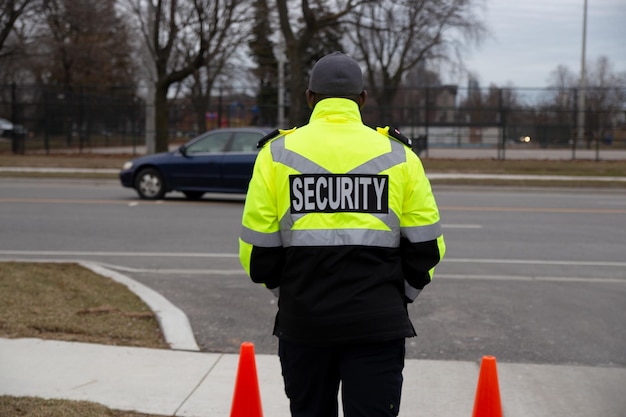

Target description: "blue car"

left=120, top=127, right=272, bottom=200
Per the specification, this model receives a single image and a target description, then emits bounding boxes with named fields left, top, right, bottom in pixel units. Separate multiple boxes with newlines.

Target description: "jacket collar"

left=309, top=98, right=363, bottom=124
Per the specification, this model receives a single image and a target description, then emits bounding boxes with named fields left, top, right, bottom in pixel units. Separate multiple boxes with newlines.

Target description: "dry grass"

left=0, top=396, right=163, bottom=417
left=421, top=158, right=626, bottom=177
left=0, top=262, right=167, bottom=348
left=0, top=262, right=169, bottom=417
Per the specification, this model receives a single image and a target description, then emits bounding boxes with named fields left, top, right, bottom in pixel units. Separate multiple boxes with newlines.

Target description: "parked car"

left=0, top=118, right=27, bottom=138
left=120, top=127, right=272, bottom=200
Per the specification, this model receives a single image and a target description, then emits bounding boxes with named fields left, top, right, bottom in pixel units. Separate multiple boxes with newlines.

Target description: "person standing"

left=239, top=51, right=445, bottom=417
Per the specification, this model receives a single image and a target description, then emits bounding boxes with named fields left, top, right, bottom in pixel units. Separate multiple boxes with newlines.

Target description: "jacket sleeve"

left=399, top=151, right=446, bottom=302
left=239, top=147, right=285, bottom=295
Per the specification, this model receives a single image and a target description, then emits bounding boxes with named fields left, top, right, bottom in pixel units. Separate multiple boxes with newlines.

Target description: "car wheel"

left=135, top=167, right=166, bottom=200
left=183, top=191, right=205, bottom=200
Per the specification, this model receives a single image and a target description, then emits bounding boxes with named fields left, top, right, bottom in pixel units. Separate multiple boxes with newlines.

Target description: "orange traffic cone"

left=471, top=355, right=503, bottom=417
left=230, top=342, right=264, bottom=417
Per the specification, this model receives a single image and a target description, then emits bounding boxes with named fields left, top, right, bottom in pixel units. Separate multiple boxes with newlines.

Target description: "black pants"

left=278, top=338, right=405, bottom=417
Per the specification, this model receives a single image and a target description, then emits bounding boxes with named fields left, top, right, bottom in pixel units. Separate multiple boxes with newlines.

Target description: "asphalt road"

left=0, top=178, right=625, bottom=367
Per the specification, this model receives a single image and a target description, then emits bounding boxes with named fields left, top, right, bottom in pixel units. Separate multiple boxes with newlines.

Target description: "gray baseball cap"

left=308, top=52, right=363, bottom=96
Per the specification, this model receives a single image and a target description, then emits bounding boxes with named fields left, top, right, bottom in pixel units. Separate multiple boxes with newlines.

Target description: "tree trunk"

left=154, top=82, right=169, bottom=153
left=285, top=48, right=310, bottom=127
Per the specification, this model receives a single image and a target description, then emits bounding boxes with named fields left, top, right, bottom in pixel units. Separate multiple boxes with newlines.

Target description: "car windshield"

left=185, top=132, right=230, bottom=154
left=228, top=132, right=263, bottom=152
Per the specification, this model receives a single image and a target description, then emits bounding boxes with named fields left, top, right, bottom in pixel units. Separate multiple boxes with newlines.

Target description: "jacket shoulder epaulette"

left=375, top=126, right=412, bottom=148
left=257, top=127, right=298, bottom=149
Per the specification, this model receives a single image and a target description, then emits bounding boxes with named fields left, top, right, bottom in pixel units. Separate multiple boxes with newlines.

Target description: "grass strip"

left=0, top=396, right=163, bottom=417
left=0, top=262, right=167, bottom=349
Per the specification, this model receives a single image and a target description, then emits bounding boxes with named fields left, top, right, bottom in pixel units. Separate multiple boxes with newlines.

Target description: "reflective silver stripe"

left=271, top=138, right=328, bottom=174
left=279, top=213, right=296, bottom=245
left=373, top=210, right=400, bottom=230
left=286, top=228, right=400, bottom=248
left=401, top=221, right=442, bottom=243
left=405, top=282, right=422, bottom=301
left=240, top=225, right=283, bottom=247
left=349, top=140, right=406, bottom=174
left=280, top=210, right=400, bottom=248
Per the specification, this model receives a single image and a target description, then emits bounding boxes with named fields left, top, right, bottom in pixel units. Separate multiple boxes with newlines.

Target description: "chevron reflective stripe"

left=401, top=221, right=442, bottom=243
left=271, top=139, right=328, bottom=174
left=270, top=137, right=406, bottom=176
left=349, top=140, right=406, bottom=173
left=240, top=225, right=283, bottom=247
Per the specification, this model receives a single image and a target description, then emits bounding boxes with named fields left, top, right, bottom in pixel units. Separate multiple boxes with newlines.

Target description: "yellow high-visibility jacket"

left=239, top=98, right=445, bottom=345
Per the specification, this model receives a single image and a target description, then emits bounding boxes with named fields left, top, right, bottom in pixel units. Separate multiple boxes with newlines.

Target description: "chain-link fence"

left=1, top=83, right=624, bottom=159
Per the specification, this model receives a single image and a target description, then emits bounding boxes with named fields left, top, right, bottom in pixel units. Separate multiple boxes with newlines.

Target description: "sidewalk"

left=1, top=337, right=625, bottom=417
left=1, top=264, right=625, bottom=417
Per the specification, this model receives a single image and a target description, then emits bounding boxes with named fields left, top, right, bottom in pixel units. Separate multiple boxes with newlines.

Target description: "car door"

left=168, top=130, right=231, bottom=189
left=220, top=131, right=265, bottom=192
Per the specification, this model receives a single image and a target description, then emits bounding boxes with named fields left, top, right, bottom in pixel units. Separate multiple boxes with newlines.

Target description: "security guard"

left=239, top=52, right=445, bottom=417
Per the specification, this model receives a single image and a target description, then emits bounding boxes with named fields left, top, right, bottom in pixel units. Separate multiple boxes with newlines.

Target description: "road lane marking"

left=445, top=258, right=626, bottom=267
left=442, top=224, right=483, bottom=229
left=4, top=258, right=623, bottom=283
left=437, top=274, right=625, bottom=284
left=0, top=250, right=238, bottom=258
left=1, top=250, right=625, bottom=266
left=2, top=197, right=626, bottom=213
left=0, top=198, right=201, bottom=205
left=440, top=205, right=626, bottom=214
left=2, top=251, right=625, bottom=269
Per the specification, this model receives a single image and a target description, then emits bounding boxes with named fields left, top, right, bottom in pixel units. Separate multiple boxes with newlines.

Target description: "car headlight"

left=122, top=161, right=133, bottom=170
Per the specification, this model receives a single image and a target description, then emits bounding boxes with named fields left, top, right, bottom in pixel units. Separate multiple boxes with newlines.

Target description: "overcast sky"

left=457, top=0, right=626, bottom=89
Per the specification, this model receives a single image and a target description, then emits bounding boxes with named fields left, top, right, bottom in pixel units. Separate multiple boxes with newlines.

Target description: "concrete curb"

left=0, top=167, right=118, bottom=174
left=80, top=262, right=200, bottom=351
left=427, top=173, right=626, bottom=182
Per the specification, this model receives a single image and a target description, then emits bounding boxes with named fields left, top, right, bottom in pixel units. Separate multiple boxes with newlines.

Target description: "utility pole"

left=144, top=1, right=157, bottom=154
left=275, top=33, right=286, bottom=128
left=576, top=0, right=588, bottom=147
left=278, top=56, right=285, bottom=128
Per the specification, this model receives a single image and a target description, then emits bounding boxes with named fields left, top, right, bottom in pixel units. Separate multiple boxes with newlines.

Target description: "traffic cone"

left=471, top=355, right=503, bottom=417
left=230, top=341, right=264, bottom=417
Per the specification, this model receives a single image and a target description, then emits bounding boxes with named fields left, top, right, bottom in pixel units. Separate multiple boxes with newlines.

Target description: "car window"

left=186, top=132, right=230, bottom=154
left=228, top=132, right=263, bottom=152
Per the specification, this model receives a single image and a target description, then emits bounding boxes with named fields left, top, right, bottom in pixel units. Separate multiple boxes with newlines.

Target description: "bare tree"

left=35, top=0, right=135, bottom=89
left=350, top=0, right=486, bottom=124
left=25, top=0, right=136, bottom=146
left=548, top=65, right=576, bottom=91
left=546, top=57, right=626, bottom=147
left=275, top=0, right=372, bottom=126
left=0, top=0, right=36, bottom=58
left=126, top=0, right=250, bottom=152
left=184, top=19, right=251, bottom=134
left=248, top=0, right=278, bottom=126
left=584, top=56, right=626, bottom=146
